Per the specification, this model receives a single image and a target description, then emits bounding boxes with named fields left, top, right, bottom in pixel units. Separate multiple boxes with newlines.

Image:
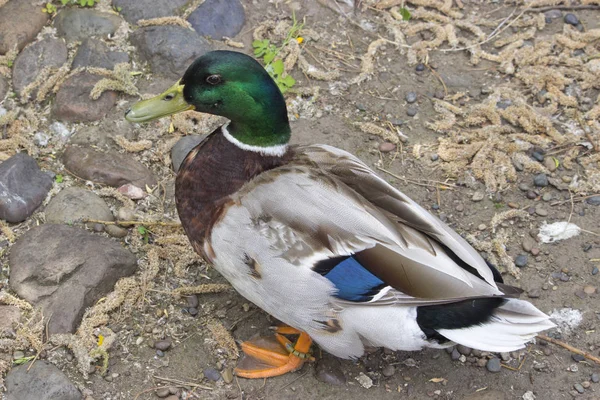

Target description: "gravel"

left=534, top=173, right=549, bottom=187
left=486, top=357, right=501, bottom=373
left=405, top=91, right=417, bottom=103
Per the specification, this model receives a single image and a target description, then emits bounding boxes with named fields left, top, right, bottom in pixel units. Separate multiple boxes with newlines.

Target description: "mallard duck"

left=125, top=50, right=554, bottom=378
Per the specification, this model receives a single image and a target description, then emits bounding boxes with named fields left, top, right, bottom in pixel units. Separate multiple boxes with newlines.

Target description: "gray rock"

left=45, top=187, right=114, bottom=225
left=463, top=390, right=507, bottom=400
left=62, top=146, right=157, bottom=188
left=586, top=195, right=600, bottom=205
left=154, top=339, right=172, bottom=351
left=515, top=255, right=528, bottom=268
left=0, top=0, right=49, bottom=54
left=0, top=306, right=20, bottom=335
left=33, top=132, right=50, bottom=147
left=73, top=38, right=129, bottom=69
left=564, top=13, right=579, bottom=26
left=203, top=368, right=221, bottom=381
left=53, top=72, right=117, bottom=122
left=405, top=91, right=417, bottom=103
left=130, top=26, right=212, bottom=79
left=533, top=173, right=548, bottom=187
left=457, top=345, right=471, bottom=355
left=188, top=0, right=245, bottom=39
left=451, top=348, right=461, bottom=360
left=315, top=356, right=346, bottom=385
left=171, top=135, right=205, bottom=172
left=573, top=383, right=584, bottom=394
left=105, top=224, right=128, bottom=238
left=406, top=107, right=418, bottom=117
left=112, top=0, right=189, bottom=24
left=54, top=9, right=122, bottom=42
left=12, top=38, right=68, bottom=96
left=381, top=364, right=395, bottom=377
left=0, top=153, right=53, bottom=223
left=496, top=99, right=512, bottom=110
left=9, top=224, right=137, bottom=334
left=591, top=373, right=599, bottom=383
left=472, top=191, right=485, bottom=202
left=486, top=357, right=501, bottom=372
left=5, top=361, right=82, bottom=400
left=544, top=9, right=562, bottom=19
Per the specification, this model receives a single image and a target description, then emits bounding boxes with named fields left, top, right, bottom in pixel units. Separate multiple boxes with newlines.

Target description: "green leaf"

left=137, top=226, right=148, bottom=235
left=280, top=74, right=296, bottom=88
left=13, top=356, right=35, bottom=365
left=263, top=51, right=275, bottom=64
left=398, top=7, right=411, bottom=21
left=55, top=174, right=64, bottom=183
left=271, top=59, right=284, bottom=76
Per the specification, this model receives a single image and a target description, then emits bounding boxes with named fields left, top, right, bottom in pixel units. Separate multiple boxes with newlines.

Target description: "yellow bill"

left=125, top=80, right=195, bottom=123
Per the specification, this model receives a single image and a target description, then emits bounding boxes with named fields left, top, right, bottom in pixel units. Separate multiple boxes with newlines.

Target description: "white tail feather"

left=437, top=299, right=555, bottom=352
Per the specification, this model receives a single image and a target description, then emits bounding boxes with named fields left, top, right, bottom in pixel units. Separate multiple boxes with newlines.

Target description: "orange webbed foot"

left=234, top=326, right=313, bottom=379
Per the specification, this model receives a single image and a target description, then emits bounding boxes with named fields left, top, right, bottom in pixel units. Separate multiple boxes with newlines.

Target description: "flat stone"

left=12, top=38, right=68, bottom=96
left=171, top=135, right=205, bottom=172
left=130, top=26, right=212, bottom=79
left=9, top=224, right=137, bottom=334
left=591, top=373, right=599, bottom=383
left=154, top=339, right=172, bottom=351
left=564, top=13, right=579, bottom=26
left=405, top=91, right=417, bottom=103
left=379, top=142, right=396, bottom=153
left=586, top=195, right=600, bottom=206
left=515, top=254, right=528, bottom=268
left=472, top=191, right=485, bottom=202
left=73, top=38, right=129, bottom=69
left=544, top=10, right=562, bottom=19
left=315, top=356, right=346, bottom=385
left=535, top=207, right=548, bottom=217
left=54, top=9, right=123, bottom=42
left=5, top=361, right=82, bottom=400
left=105, top=224, right=128, bottom=238
left=457, top=345, right=471, bottom=355
left=117, top=183, right=146, bottom=200
left=188, top=0, right=245, bottom=39
left=534, top=173, right=548, bottom=187
left=583, top=285, right=596, bottom=295
left=0, top=0, right=49, bottom=55
left=45, top=187, right=114, bottom=225
left=0, top=153, right=53, bottom=223
left=53, top=72, right=117, bottom=122
left=0, top=306, right=20, bottom=335
left=573, top=383, right=584, bottom=394
left=112, top=0, right=189, bottom=24
left=62, top=146, right=157, bottom=188
left=486, top=357, right=501, bottom=373
left=203, top=368, right=221, bottom=381
left=527, top=289, right=540, bottom=298
left=381, top=364, right=395, bottom=377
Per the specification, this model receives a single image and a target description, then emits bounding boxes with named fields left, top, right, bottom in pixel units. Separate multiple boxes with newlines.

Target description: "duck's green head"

left=125, top=50, right=291, bottom=147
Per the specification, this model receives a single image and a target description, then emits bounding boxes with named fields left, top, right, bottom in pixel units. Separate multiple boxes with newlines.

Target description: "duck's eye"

left=206, top=74, right=222, bottom=85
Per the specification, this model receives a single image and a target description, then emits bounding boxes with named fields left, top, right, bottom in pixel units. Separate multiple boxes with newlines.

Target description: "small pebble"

left=355, top=372, right=373, bottom=389
left=572, top=353, right=585, bottom=362
left=416, top=63, right=425, bottom=72
left=156, top=387, right=171, bottom=398
left=522, top=237, right=535, bottom=252
left=526, top=191, right=537, bottom=200
left=105, top=225, right=128, bottom=238
left=562, top=175, right=572, bottom=183
left=478, top=224, right=487, bottom=231
left=477, top=358, right=487, bottom=367
left=430, top=153, right=439, bottom=161
left=518, top=183, right=530, bottom=191
left=457, top=345, right=471, bottom=356
left=527, top=289, right=540, bottom=298
left=486, top=357, right=501, bottom=373
left=500, top=352, right=510, bottom=361
left=573, top=383, right=585, bottom=394
left=222, top=367, right=234, bottom=383
left=382, top=364, right=396, bottom=377
left=390, top=119, right=404, bottom=126
left=379, top=142, right=397, bottom=153
left=154, top=339, right=172, bottom=351
left=583, top=285, right=596, bottom=295
left=544, top=157, right=557, bottom=172
left=515, top=254, right=528, bottom=268
left=534, top=174, right=549, bottom=187
left=472, top=191, right=484, bottom=202
left=204, top=368, right=221, bottom=381
left=156, top=349, right=164, bottom=357
left=564, top=13, right=580, bottom=26
left=531, top=248, right=540, bottom=256
left=544, top=9, right=562, bottom=19
left=532, top=151, right=544, bottom=162
left=459, top=355, right=466, bottom=363
left=592, top=267, right=599, bottom=276
left=315, top=358, right=346, bottom=386
left=406, top=107, right=418, bottom=117
left=188, top=307, right=199, bottom=316
left=434, top=90, right=445, bottom=99
left=591, top=373, right=599, bottom=383
left=586, top=196, right=600, bottom=206
left=535, top=207, right=548, bottom=217
left=405, top=91, right=417, bottom=103
left=186, top=295, right=199, bottom=308
left=12, top=351, right=24, bottom=360
left=508, top=202, right=519, bottom=209
left=164, top=396, right=179, bottom=400
left=581, top=381, right=591, bottom=389
left=542, top=193, right=552, bottom=202
left=451, top=348, right=461, bottom=361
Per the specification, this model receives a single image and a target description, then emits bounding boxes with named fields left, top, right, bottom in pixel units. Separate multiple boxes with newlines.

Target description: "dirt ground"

left=2, top=0, right=600, bottom=399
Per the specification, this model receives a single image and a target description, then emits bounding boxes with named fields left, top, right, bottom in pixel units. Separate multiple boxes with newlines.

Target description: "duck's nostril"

left=125, top=108, right=131, bottom=116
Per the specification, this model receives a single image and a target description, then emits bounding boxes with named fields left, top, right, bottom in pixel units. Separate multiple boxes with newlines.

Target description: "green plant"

left=398, top=7, right=411, bottom=21
left=137, top=226, right=150, bottom=244
left=61, top=0, right=95, bottom=7
left=55, top=174, right=64, bottom=183
left=42, top=2, right=57, bottom=14
left=252, top=13, right=304, bottom=93
left=13, top=356, right=35, bottom=365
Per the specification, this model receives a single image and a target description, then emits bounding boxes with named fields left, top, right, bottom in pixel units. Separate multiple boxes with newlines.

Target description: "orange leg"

left=234, top=326, right=313, bottom=379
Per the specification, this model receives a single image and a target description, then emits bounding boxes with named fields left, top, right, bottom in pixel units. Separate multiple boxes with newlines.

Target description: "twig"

left=439, top=7, right=527, bottom=53
left=550, top=194, right=600, bottom=206
left=425, top=64, right=448, bottom=97
left=537, top=334, right=600, bottom=365
left=376, top=166, right=456, bottom=189
left=82, top=219, right=182, bottom=227
left=524, top=5, right=600, bottom=12
left=153, top=375, right=213, bottom=390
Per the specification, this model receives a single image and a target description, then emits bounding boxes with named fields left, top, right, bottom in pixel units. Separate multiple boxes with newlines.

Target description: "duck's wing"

left=232, top=147, right=504, bottom=307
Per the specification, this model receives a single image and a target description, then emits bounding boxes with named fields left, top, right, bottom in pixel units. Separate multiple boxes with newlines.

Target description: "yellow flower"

left=97, top=335, right=104, bottom=346
left=296, top=37, right=304, bottom=44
